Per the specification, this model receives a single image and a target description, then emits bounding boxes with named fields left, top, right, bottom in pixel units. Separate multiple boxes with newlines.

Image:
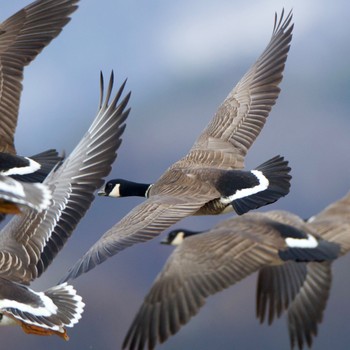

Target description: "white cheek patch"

left=220, top=170, right=269, bottom=204
left=171, top=232, right=185, bottom=246
left=285, top=234, right=318, bottom=248
left=1, top=158, right=41, bottom=176
left=109, top=183, right=121, bottom=197
left=307, top=215, right=316, bottom=223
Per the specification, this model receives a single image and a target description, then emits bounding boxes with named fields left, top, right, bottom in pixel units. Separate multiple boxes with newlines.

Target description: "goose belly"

left=194, top=199, right=233, bottom=215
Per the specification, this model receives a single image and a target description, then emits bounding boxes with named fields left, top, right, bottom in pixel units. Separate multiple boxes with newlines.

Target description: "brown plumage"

left=122, top=190, right=350, bottom=350
left=63, top=9, right=294, bottom=282
left=0, top=72, right=130, bottom=338
left=0, top=0, right=79, bottom=154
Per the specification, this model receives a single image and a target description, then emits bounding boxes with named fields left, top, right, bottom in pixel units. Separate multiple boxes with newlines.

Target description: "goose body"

left=0, top=71, right=131, bottom=338
left=63, top=10, right=294, bottom=281
left=101, top=155, right=290, bottom=216
left=122, top=190, right=350, bottom=350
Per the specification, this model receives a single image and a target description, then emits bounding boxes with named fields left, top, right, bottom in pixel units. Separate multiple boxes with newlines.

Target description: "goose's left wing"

left=0, top=72, right=130, bottom=284
left=185, top=10, right=293, bottom=170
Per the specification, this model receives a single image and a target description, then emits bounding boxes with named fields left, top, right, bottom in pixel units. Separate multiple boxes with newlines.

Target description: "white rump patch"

left=0, top=179, right=51, bottom=211
left=0, top=291, right=57, bottom=317
left=1, top=158, right=40, bottom=176
left=0, top=287, right=60, bottom=331
left=285, top=234, right=318, bottom=248
left=220, top=170, right=269, bottom=204
left=0, top=178, right=26, bottom=198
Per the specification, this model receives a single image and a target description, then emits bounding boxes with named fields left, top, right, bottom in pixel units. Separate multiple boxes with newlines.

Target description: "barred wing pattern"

left=0, top=72, right=130, bottom=284
left=122, top=222, right=293, bottom=350
left=0, top=0, right=79, bottom=153
left=182, top=10, right=293, bottom=170
left=62, top=195, right=208, bottom=281
left=256, top=262, right=332, bottom=349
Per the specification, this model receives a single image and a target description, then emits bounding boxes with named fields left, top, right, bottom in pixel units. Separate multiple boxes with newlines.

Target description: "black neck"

left=183, top=229, right=204, bottom=237
left=122, top=180, right=152, bottom=197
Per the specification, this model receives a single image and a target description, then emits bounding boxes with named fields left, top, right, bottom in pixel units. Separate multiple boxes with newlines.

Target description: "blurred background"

left=1, top=0, right=350, bottom=349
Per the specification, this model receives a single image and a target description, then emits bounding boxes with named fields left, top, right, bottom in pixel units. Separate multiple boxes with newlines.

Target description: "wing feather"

left=0, top=0, right=79, bottom=153
left=0, top=72, right=130, bottom=283
left=182, top=10, right=293, bottom=169
left=122, top=222, right=287, bottom=350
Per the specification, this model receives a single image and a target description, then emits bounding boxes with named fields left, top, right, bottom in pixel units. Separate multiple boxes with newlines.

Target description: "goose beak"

left=160, top=238, right=170, bottom=245
left=98, top=189, right=106, bottom=196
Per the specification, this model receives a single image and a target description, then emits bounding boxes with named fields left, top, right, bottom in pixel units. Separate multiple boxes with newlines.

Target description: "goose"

left=0, top=174, right=51, bottom=215
left=0, top=72, right=131, bottom=339
left=122, top=190, right=350, bottom=350
left=0, top=0, right=78, bottom=180
left=62, top=9, right=294, bottom=281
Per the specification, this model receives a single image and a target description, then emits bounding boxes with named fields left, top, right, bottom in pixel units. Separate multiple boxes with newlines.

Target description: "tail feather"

left=2, top=282, right=84, bottom=335
left=232, top=155, right=291, bottom=215
left=44, top=283, right=85, bottom=328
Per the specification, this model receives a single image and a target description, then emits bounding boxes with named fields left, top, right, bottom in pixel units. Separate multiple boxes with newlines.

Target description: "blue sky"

left=1, top=1, right=350, bottom=349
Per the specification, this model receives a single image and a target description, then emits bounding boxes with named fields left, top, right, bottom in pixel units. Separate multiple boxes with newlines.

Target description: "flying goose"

left=0, top=0, right=78, bottom=180
left=122, top=190, right=350, bottom=350
left=0, top=72, right=131, bottom=339
left=62, top=9, right=294, bottom=281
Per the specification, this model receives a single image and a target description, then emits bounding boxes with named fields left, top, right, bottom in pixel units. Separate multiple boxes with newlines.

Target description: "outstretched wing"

left=121, top=223, right=290, bottom=350
left=0, top=0, right=79, bottom=154
left=182, top=9, right=293, bottom=170
left=61, top=195, right=207, bottom=282
left=256, top=262, right=332, bottom=349
left=0, top=72, right=130, bottom=284
left=308, top=191, right=350, bottom=255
